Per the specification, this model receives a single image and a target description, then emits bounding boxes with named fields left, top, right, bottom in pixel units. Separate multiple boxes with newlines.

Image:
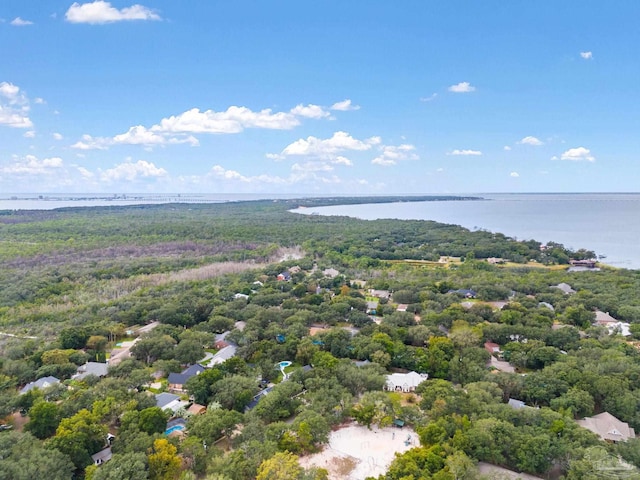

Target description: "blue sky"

left=1, top=1, right=639, bottom=194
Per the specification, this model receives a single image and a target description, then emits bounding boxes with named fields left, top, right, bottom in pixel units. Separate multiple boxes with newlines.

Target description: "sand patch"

left=299, top=424, right=417, bottom=480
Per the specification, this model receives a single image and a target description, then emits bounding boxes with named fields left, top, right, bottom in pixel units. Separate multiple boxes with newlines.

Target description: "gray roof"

left=91, top=447, right=112, bottom=465
left=156, top=392, right=181, bottom=409
left=507, top=398, right=526, bottom=409
left=73, top=362, right=108, bottom=380
left=210, top=345, right=237, bottom=365
left=577, top=412, right=636, bottom=442
left=553, top=283, right=576, bottom=294
left=19, top=376, right=60, bottom=395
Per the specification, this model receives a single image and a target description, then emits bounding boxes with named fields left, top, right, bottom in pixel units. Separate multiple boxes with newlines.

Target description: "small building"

left=577, top=412, right=636, bottom=442
left=448, top=289, right=477, bottom=299
left=277, top=271, right=292, bottom=281
left=396, top=304, right=408, bottom=312
left=368, top=289, right=391, bottom=300
left=156, top=392, right=187, bottom=413
left=210, top=344, right=237, bottom=366
left=233, top=293, right=249, bottom=300
left=484, top=342, right=501, bottom=355
left=570, top=259, right=597, bottom=268
left=187, top=403, right=207, bottom=415
left=366, top=300, right=379, bottom=315
left=594, top=310, right=618, bottom=326
left=323, top=268, right=340, bottom=278
left=73, top=362, right=109, bottom=381
left=168, top=364, right=206, bottom=392
left=384, top=371, right=428, bottom=393
left=553, top=283, right=576, bottom=295
left=289, top=266, right=302, bottom=274
left=19, top=376, right=60, bottom=395
left=91, top=447, right=112, bottom=466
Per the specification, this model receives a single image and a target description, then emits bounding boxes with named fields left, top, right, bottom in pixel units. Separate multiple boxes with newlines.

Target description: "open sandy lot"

left=299, top=424, right=417, bottom=480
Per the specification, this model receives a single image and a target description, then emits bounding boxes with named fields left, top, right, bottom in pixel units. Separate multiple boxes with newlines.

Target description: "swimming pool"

left=278, top=361, right=292, bottom=368
left=165, top=425, right=185, bottom=435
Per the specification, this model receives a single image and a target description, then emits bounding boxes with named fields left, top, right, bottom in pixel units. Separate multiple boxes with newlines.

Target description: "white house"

left=384, top=371, right=428, bottom=392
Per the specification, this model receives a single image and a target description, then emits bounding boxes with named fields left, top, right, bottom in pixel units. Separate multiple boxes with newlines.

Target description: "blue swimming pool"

left=165, top=425, right=185, bottom=435
left=279, top=361, right=292, bottom=368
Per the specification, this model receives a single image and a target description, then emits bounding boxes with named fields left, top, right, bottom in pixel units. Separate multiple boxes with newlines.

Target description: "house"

left=233, top=293, right=249, bottom=300
left=507, top=398, right=527, bottom=409
left=570, top=259, right=597, bottom=268
left=210, top=344, right=237, bottom=365
left=168, top=364, right=206, bottom=392
left=539, top=302, right=555, bottom=311
left=19, top=376, right=60, bottom=395
left=577, top=412, right=636, bottom=442
left=384, top=371, right=428, bottom=392
left=187, top=403, right=207, bottom=415
left=484, top=342, right=501, bottom=355
left=91, top=447, right=112, bottom=466
left=368, top=289, right=391, bottom=300
left=487, top=257, right=506, bottom=264
left=448, top=289, right=477, bottom=299
left=155, top=392, right=188, bottom=413
left=289, top=266, right=302, bottom=274
left=72, top=362, right=109, bottom=381
left=323, top=268, right=340, bottom=278
left=366, top=300, right=379, bottom=314
left=396, top=304, right=408, bottom=312
left=594, top=310, right=618, bottom=326
left=277, top=271, right=292, bottom=281
left=553, top=283, right=576, bottom=295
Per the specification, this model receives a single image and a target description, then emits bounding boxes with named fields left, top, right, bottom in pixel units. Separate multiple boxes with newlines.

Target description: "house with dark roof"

left=168, top=364, right=205, bottom=392
left=277, top=271, right=292, bottom=281
left=19, top=376, right=60, bottom=395
left=448, top=289, right=477, bottom=299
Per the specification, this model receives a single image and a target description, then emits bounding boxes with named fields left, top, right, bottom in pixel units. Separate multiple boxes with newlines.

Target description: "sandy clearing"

left=299, top=424, right=417, bottom=480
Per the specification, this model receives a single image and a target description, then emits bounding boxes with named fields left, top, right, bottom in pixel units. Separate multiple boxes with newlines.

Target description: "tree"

left=25, top=401, right=60, bottom=439
left=174, top=339, right=204, bottom=365
left=131, top=335, right=176, bottom=365
left=148, top=439, right=181, bottom=480
left=89, top=452, right=148, bottom=480
left=48, top=409, right=108, bottom=470
left=187, top=409, right=243, bottom=445
left=138, top=407, right=169, bottom=435
left=0, top=431, right=74, bottom=480
left=210, top=375, right=259, bottom=411
left=256, top=452, right=303, bottom=480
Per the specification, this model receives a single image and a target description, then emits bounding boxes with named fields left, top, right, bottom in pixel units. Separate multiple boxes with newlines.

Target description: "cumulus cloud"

left=100, top=160, right=167, bottom=182
left=280, top=131, right=378, bottom=157
left=207, top=165, right=287, bottom=184
left=0, top=155, right=63, bottom=175
left=558, top=147, right=595, bottom=162
left=580, top=51, right=593, bottom=60
left=65, top=1, right=161, bottom=24
left=448, top=82, right=476, bottom=93
left=447, top=149, right=482, bottom=156
left=503, top=145, right=512, bottom=151
left=371, top=144, right=418, bottom=166
left=510, top=171, right=520, bottom=177
left=53, top=132, right=64, bottom=140
left=72, top=101, right=344, bottom=149
left=23, top=130, right=36, bottom=138
left=0, top=82, right=33, bottom=128
left=10, top=17, right=34, bottom=26
left=330, top=99, right=360, bottom=111
left=518, top=136, right=544, bottom=146
left=289, top=104, right=331, bottom=119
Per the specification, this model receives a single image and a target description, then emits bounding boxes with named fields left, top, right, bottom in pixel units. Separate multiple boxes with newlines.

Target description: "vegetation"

left=0, top=197, right=638, bottom=479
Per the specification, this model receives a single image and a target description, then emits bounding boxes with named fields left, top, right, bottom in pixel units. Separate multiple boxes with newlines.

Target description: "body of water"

left=293, top=193, right=640, bottom=270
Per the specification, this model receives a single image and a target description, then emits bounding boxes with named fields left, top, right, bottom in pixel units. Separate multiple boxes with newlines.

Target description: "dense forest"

left=1, top=197, right=639, bottom=480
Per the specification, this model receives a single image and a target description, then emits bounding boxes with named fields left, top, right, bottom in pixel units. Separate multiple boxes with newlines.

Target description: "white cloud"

left=53, top=132, right=64, bottom=140
left=371, top=144, right=418, bottom=167
left=76, top=166, right=94, bottom=178
left=23, top=130, right=36, bottom=138
left=207, top=165, right=287, bottom=184
left=65, top=1, right=161, bottom=24
left=34, top=97, right=45, bottom=104
left=280, top=131, right=378, bottom=157
left=10, top=17, right=34, bottom=26
left=100, top=160, right=167, bottom=182
left=113, top=125, right=199, bottom=147
left=558, top=147, right=595, bottom=162
left=1, top=155, right=63, bottom=175
left=71, top=134, right=109, bottom=150
left=330, top=99, right=360, bottom=111
left=292, top=162, right=334, bottom=173
left=448, top=149, right=482, bottom=156
left=420, top=93, right=438, bottom=102
left=510, top=171, right=520, bottom=177
left=448, top=82, right=476, bottom=93
left=0, top=82, right=33, bottom=128
left=580, top=51, right=593, bottom=60
left=503, top=145, right=512, bottom=151
left=289, top=104, right=331, bottom=119
left=333, top=156, right=353, bottom=166
left=518, top=136, right=544, bottom=146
